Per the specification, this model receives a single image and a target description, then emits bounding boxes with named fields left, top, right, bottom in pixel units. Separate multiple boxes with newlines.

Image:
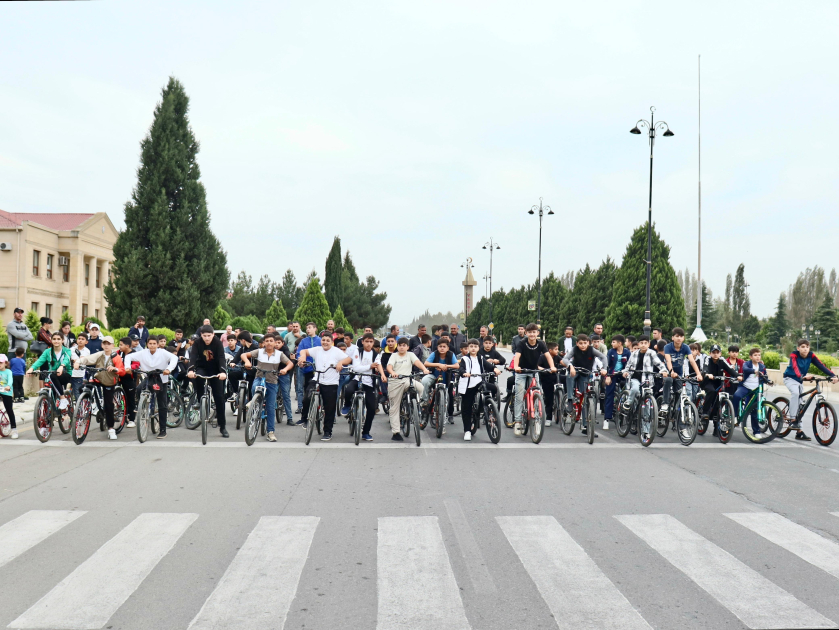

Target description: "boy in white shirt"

left=70, top=332, right=90, bottom=400
left=385, top=338, right=430, bottom=442
left=297, top=331, right=352, bottom=441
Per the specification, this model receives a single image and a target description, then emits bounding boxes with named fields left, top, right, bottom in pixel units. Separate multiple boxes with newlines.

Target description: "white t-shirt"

left=307, top=346, right=348, bottom=386
left=458, top=355, right=484, bottom=394
left=388, top=351, right=416, bottom=377
left=71, top=346, right=90, bottom=378
left=353, top=349, right=378, bottom=387
left=563, top=337, right=574, bottom=354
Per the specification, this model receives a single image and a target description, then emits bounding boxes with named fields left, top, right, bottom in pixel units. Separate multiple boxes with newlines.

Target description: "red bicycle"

left=508, top=368, right=546, bottom=444
left=559, top=367, right=599, bottom=445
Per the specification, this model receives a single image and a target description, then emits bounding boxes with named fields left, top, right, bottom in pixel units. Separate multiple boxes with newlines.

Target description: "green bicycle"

left=735, top=375, right=784, bottom=444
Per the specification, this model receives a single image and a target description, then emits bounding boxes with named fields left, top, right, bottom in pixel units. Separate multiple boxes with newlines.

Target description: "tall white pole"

left=692, top=54, right=707, bottom=341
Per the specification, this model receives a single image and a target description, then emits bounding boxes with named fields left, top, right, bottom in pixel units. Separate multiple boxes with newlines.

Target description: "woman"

left=60, top=321, right=76, bottom=348
left=37, top=317, right=53, bottom=346
left=28, top=331, right=73, bottom=391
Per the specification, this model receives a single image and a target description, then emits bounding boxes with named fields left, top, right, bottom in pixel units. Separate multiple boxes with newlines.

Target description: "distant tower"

left=462, top=257, right=477, bottom=317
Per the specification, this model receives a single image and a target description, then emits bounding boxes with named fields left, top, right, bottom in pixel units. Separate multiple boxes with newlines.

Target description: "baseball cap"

left=710, top=344, right=721, bottom=353
left=129, top=332, right=140, bottom=340
left=0, top=354, right=8, bottom=363
left=101, top=336, right=114, bottom=344
left=89, top=323, right=101, bottom=330
left=14, top=307, right=24, bottom=314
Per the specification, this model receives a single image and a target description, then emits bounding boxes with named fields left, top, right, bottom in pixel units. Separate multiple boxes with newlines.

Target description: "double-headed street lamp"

left=482, top=238, right=500, bottom=326
left=528, top=198, right=553, bottom=332
left=630, top=106, right=674, bottom=336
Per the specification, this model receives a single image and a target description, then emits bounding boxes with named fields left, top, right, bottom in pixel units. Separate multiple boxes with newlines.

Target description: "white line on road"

left=443, top=498, right=497, bottom=594
left=616, top=513, right=836, bottom=629
left=377, top=516, right=470, bottom=630
left=9, top=512, right=198, bottom=630
left=726, top=512, right=839, bottom=581
left=497, top=515, right=651, bottom=630
left=187, top=516, right=319, bottom=630
left=0, top=510, right=86, bottom=569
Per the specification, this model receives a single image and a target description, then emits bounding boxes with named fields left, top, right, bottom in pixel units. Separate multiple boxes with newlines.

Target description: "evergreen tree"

left=212, top=304, right=232, bottom=329
left=278, top=269, right=303, bottom=316
left=604, top=224, right=685, bottom=337
left=324, top=236, right=344, bottom=312
left=227, top=271, right=254, bottom=317
left=579, top=258, right=617, bottom=334
left=767, top=294, right=788, bottom=346
left=304, top=269, right=322, bottom=291
left=688, top=282, right=716, bottom=333
left=812, top=289, right=839, bottom=347
left=105, top=77, right=228, bottom=328
left=558, top=265, right=593, bottom=335
left=264, top=299, right=288, bottom=328
left=538, top=273, right=568, bottom=342
left=331, top=305, right=352, bottom=332
left=25, top=310, right=40, bottom=341
left=293, top=278, right=332, bottom=331
left=230, top=315, right=263, bottom=335
left=731, top=263, right=751, bottom=334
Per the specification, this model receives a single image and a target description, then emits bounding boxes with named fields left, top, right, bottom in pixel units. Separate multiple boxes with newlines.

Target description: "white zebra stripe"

left=0, top=510, right=85, bottom=569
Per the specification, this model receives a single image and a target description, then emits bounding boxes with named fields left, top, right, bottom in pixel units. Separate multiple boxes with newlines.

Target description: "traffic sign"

left=528, top=300, right=536, bottom=311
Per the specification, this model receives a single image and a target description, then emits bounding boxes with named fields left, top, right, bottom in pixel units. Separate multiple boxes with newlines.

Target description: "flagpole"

left=692, top=54, right=707, bottom=341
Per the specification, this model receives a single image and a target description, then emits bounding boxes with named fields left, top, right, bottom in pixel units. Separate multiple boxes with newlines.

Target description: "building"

left=0, top=209, right=118, bottom=327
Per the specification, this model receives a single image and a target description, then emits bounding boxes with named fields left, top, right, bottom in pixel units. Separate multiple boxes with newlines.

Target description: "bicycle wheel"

left=741, top=399, right=777, bottom=444
left=503, top=398, right=513, bottom=428
left=485, top=398, right=500, bottom=444
left=260, top=408, right=267, bottom=436
left=201, top=395, right=210, bottom=445
left=639, top=393, right=658, bottom=447
left=56, top=393, right=73, bottom=434
left=761, top=400, right=785, bottom=442
left=0, top=409, right=9, bottom=438
left=113, top=388, right=126, bottom=434
left=453, top=394, right=461, bottom=416
left=348, top=397, right=357, bottom=436
left=615, top=390, right=630, bottom=438
left=677, top=399, right=699, bottom=446
left=167, top=387, right=184, bottom=428
left=353, top=395, right=364, bottom=445
left=400, top=397, right=410, bottom=437
left=71, top=393, right=91, bottom=445
left=236, top=384, right=247, bottom=430
left=696, top=391, right=709, bottom=435
left=530, top=391, right=545, bottom=444
left=656, top=396, right=668, bottom=438
left=770, top=397, right=793, bottom=438
left=33, top=394, right=53, bottom=443
left=718, top=399, right=735, bottom=444
left=245, top=392, right=262, bottom=446
left=411, top=399, right=422, bottom=446
left=813, top=400, right=838, bottom=446
left=556, top=385, right=566, bottom=422
left=136, top=392, right=150, bottom=443
left=434, top=388, right=446, bottom=439
left=559, top=398, right=575, bottom=435
left=585, top=393, right=596, bottom=445
left=184, top=392, right=201, bottom=430
left=305, top=394, right=319, bottom=445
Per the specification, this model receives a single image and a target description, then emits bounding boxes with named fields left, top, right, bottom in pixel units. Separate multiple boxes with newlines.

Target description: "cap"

left=89, top=323, right=101, bottom=330
left=101, top=336, right=114, bottom=344
left=13, top=307, right=24, bottom=314
left=0, top=354, right=7, bottom=363
left=128, top=333, right=140, bottom=340
left=191, top=334, right=199, bottom=341
left=710, top=344, right=721, bottom=353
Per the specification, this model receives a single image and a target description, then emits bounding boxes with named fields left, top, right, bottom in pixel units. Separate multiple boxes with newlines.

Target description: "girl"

left=0, top=355, right=18, bottom=439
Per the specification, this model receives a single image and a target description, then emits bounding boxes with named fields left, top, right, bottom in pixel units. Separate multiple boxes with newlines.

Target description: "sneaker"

left=448, top=415, right=455, bottom=424
left=603, top=420, right=610, bottom=430
left=340, top=406, right=350, bottom=416
left=660, top=404, right=669, bottom=415
left=514, top=422, right=522, bottom=436
left=362, top=433, right=373, bottom=441
left=126, top=421, right=136, bottom=428
left=545, top=420, right=552, bottom=427
left=321, top=432, right=332, bottom=441
left=157, top=431, right=166, bottom=439
left=11, top=431, right=18, bottom=440
left=752, top=432, right=762, bottom=440
left=266, top=431, right=277, bottom=442
left=220, top=428, right=230, bottom=438
left=464, top=432, right=471, bottom=441
left=295, top=408, right=302, bottom=415
left=294, top=419, right=306, bottom=426
left=108, top=429, right=117, bottom=440
left=790, top=420, right=802, bottom=430
left=795, top=431, right=811, bottom=441
left=391, top=432, right=404, bottom=442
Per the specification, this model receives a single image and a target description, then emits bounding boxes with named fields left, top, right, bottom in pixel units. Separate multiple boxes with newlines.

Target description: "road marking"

left=443, top=498, right=496, bottom=594
left=726, top=512, right=839, bottom=581
left=616, top=513, right=836, bottom=629
left=187, top=516, right=319, bottom=630
left=9, top=512, right=198, bottom=630
left=497, top=515, right=651, bottom=630
left=0, top=511, right=86, bottom=569
left=377, top=516, right=470, bottom=630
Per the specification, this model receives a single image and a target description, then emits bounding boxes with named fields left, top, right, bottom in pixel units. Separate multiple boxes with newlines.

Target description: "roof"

left=0, top=208, right=95, bottom=231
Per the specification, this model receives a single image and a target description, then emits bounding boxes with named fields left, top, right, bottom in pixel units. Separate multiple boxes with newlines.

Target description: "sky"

left=1, top=1, right=837, bottom=326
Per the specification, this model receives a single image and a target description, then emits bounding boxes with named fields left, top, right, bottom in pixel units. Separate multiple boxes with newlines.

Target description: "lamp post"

left=816, top=329, right=821, bottom=352
left=482, top=238, right=500, bottom=327
left=528, top=198, right=553, bottom=333
left=482, top=273, right=489, bottom=299
left=809, top=324, right=814, bottom=342
left=630, top=107, right=674, bottom=336
left=460, top=258, right=475, bottom=333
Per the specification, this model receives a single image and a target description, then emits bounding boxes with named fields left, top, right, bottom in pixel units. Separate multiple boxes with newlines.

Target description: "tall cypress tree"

left=812, top=289, right=838, bottom=347
left=688, top=282, right=716, bottom=333
left=293, top=279, right=332, bottom=331
left=324, top=236, right=343, bottom=312
left=768, top=293, right=788, bottom=346
left=264, top=299, right=288, bottom=328
left=605, top=224, right=685, bottom=337
left=105, top=77, right=228, bottom=329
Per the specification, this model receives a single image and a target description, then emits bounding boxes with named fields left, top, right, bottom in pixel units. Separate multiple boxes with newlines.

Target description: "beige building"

left=0, top=209, right=118, bottom=327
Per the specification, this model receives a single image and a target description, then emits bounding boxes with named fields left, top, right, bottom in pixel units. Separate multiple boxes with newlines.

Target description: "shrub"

left=230, top=315, right=263, bottom=335
left=0, top=324, right=8, bottom=356
left=810, top=353, right=839, bottom=375
left=25, top=310, right=40, bottom=340
left=762, top=351, right=780, bottom=370
left=58, top=311, right=74, bottom=327
left=71, top=324, right=111, bottom=337
left=109, top=327, right=131, bottom=342
left=149, top=327, right=177, bottom=344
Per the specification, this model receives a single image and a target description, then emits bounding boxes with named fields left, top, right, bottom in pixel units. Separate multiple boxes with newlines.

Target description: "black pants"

left=2, top=396, right=16, bottom=429
left=100, top=385, right=116, bottom=429
left=299, top=371, right=316, bottom=421
left=49, top=372, right=72, bottom=393
left=305, top=381, right=338, bottom=434
left=13, top=374, right=24, bottom=400
left=540, top=375, right=557, bottom=417
left=701, top=382, right=720, bottom=418
left=193, top=376, right=226, bottom=430
left=343, top=379, right=377, bottom=434
left=122, top=381, right=136, bottom=423
left=461, top=387, right=479, bottom=433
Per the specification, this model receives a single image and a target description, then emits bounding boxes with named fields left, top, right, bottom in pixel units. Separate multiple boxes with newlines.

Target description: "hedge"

left=70, top=324, right=110, bottom=337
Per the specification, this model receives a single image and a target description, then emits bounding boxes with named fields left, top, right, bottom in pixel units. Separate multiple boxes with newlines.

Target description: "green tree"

left=331, top=305, right=352, bottom=332
left=227, top=271, right=254, bottom=317
left=731, top=263, right=751, bottom=334
left=58, top=311, right=74, bottom=327
left=812, top=289, right=839, bottom=348
left=767, top=293, right=788, bottom=346
left=605, top=224, right=685, bottom=337
left=212, top=303, right=232, bottom=329
left=105, top=77, right=229, bottom=329
left=279, top=269, right=303, bottom=316
left=558, top=265, right=593, bottom=335
left=293, top=278, right=332, bottom=331
left=25, top=310, right=40, bottom=341
left=579, top=258, right=617, bottom=334
left=264, top=299, right=288, bottom=328
left=688, top=282, right=716, bottom=334
left=324, top=236, right=343, bottom=313
left=230, top=315, right=264, bottom=335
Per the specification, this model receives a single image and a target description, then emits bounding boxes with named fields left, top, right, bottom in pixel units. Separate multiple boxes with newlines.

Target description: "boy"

left=725, top=345, right=744, bottom=398
left=699, top=344, right=738, bottom=436
left=10, top=347, right=26, bottom=402
left=242, top=333, right=294, bottom=442
left=458, top=339, right=501, bottom=440
left=187, top=325, right=230, bottom=438
left=783, top=339, right=838, bottom=441
left=385, top=338, right=429, bottom=441
left=458, top=342, right=468, bottom=361
left=684, top=343, right=705, bottom=401
left=662, top=327, right=702, bottom=416
left=538, top=343, right=560, bottom=425
left=73, top=336, right=126, bottom=440
left=621, top=335, right=668, bottom=440
left=274, top=334, right=296, bottom=426
left=604, top=334, right=631, bottom=430
left=513, top=323, right=556, bottom=437
left=561, top=334, right=607, bottom=436
left=70, top=332, right=90, bottom=400
left=422, top=338, right=459, bottom=419
left=131, top=335, right=178, bottom=437
left=559, top=326, right=576, bottom=359
left=411, top=334, right=432, bottom=365
left=297, top=331, right=352, bottom=441
left=732, top=348, right=768, bottom=438
left=343, top=333, right=387, bottom=441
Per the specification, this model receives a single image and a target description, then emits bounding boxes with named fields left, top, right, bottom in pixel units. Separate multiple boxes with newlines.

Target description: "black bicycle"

left=244, top=367, right=278, bottom=446
left=615, top=371, right=660, bottom=447
left=772, top=376, right=838, bottom=446
left=72, top=367, right=126, bottom=445
left=135, top=369, right=165, bottom=443
left=191, top=373, right=222, bottom=445
left=464, top=372, right=501, bottom=444
left=394, top=373, right=423, bottom=446
left=345, top=372, right=380, bottom=446
left=304, top=366, right=337, bottom=445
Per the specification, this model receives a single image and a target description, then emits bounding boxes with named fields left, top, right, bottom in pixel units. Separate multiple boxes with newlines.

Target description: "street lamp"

left=630, top=106, right=674, bottom=336
left=726, top=326, right=731, bottom=345
left=528, top=198, right=553, bottom=333
left=482, top=238, right=500, bottom=327
left=816, top=329, right=821, bottom=352
left=482, top=273, right=489, bottom=299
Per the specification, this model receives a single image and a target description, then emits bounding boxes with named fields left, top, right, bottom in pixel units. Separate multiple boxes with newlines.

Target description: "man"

left=266, top=325, right=277, bottom=335
left=242, top=333, right=294, bottom=442
left=132, top=335, right=178, bottom=438
left=275, top=335, right=296, bottom=426
left=356, top=326, right=374, bottom=351
left=187, top=325, right=230, bottom=438
left=325, top=320, right=336, bottom=338
left=194, top=318, right=212, bottom=336
left=559, top=326, right=577, bottom=359
left=513, top=323, right=557, bottom=436
left=220, top=325, right=234, bottom=345
left=87, top=323, right=103, bottom=354
left=652, top=327, right=667, bottom=346
left=297, top=331, right=352, bottom=441
left=432, top=323, right=465, bottom=352
left=510, top=325, right=526, bottom=355
left=284, top=321, right=305, bottom=412
left=408, top=324, right=427, bottom=352
left=338, top=331, right=358, bottom=406
left=129, top=316, right=150, bottom=348
left=590, top=323, right=604, bottom=340
left=294, top=322, right=322, bottom=422
left=343, top=333, right=387, bottom=441
left=6, top=307, right=33, bottom=353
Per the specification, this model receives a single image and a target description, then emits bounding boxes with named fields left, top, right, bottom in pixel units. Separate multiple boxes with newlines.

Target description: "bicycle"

left=394, top=373, right=423, bottom=446
left=551, top=368, right=567, bottom=430
left=772, top=376, right=838, bottom=446
left=32, top=371, right=74, bottom=443
left=655, top=376, right=701, bottom=446
left=464, top=372, right=501, bottom=444
left=615, top=371, right=660, bottom=447
left=508, top=368, right=547, bottom=444
left=559, top=367, right=599, bottom=445
left=72, top=367, right=127, bottom=444
left=423, top=375, right=453, bottom=439
left=192, top=373, right=222, bottom=445
left=345, top=372, right=380, bottom=446
left=134, top=369, right=165, bottom=443
left=701, top=375, right=738, bottom=444
left=234, top=367, right=253, bottom=430
left=303, top=366, right=336, bottom=445
left=244, top=367, right=278, bottom=446
left=733, top=375, right=783, bottom=444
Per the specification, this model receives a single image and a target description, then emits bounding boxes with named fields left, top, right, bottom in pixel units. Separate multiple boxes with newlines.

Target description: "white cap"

left=0, top=354, right=7, bottom=363
left=101, top=336, right=114, bottom=344
left=89, top=323, right=101, bottom=330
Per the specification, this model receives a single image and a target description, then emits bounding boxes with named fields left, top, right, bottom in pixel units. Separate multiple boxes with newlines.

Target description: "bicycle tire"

left=98, top=410, right=105, bottom=432
left=639, top=393, right=658, bottom=447
left=677, top=399, right=699, bottom=446
left=260, top=409, right=266, bottom=436
left=655, top=396, right=668, bottom=438
left=718, top=399, right=735, bottom=444
left=136, top=392, right=150, bottom=443
left=305, top=394, right=319, bottom=445
left=503, top=398, right=513, bottom=428
left=434, top=388, right=446, bottom=439
left=759, top=400, right=784, bottom=442
left=615, top=390, right=630, bottom=438
left=0, top=409, right=9, bottom=438
left=348, top=397, right=357, bottom=436
left=813, top=400, right=838, bottom=446
left=354, top=395, right=363, bottom=445
left=453, top=394, right=461, bottom=417
left=741, top=399, right=778, bottom=444
left=56, top=393, right=72, bottom=434
left=400, top=397, right=410, bottom=437
left=585, top=392, right=596, bottom=445
left=485, top=398, right=500, bottom=444
left=559, top=398, right=575, bottom=435
left=72, top=393, right=92, bottom=445
left=530, top=390, right=545, bottom=444
left=770, top=396, right=793, bottom=438
left=184, top=392, right=201, bottom=430
left=113, top=388, right=127, bottom=434
left=33, top=394, right=52, bottom=443
left=556, top=385, right=566, bottom=423
left=167, top=389, right=184, bottom=428
left=236, top=383, right=247, bottom=430
left=696, top=391, right=708, bottom=435
left=201, top=395, right=210, bottom=445
left=245, top=392, right=262, bottom=446
left=411, top=399, right=422, bottom=446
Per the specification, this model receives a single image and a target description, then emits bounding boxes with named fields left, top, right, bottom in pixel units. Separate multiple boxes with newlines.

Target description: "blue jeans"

left=253, top=378, right=279, bottom=433
left=338, top=373, right=351, bottom=402
left=295, top=367, right=304, bottom=409
left=513, top=373, right=530, bottom=424
left=71, top=376, right=85, bottom=401
left=732, top=385, right=759, bottom=433
left=278, top=373, right=293, bottom=422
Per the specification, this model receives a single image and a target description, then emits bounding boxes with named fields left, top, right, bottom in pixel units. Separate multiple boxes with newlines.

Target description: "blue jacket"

left=296, top=335, right=322, bottom=374
left=606, top=348, right=631, bottom=375
left=129, top=326, right=150, bottom=348
left=783, top=351, right=835, bottom=383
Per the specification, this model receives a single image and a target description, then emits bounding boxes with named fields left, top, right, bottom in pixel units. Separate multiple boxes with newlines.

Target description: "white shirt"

left=352, top=349, right=378, bottom=387
left=458, top=355, right=484, bottom=394
left=71, top=346, right=90, bottom=378
left=131, top=348, right=178, bottom=383
left=563, top=337, right=574, bottom=354
left=306, top=346, right=347, bottom=386
left=743, top=362, right=760, bottom=390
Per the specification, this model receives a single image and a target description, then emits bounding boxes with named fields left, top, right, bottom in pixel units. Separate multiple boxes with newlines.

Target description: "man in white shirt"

left=341, top=333, right=387, bottom=441
left=131, top=337, right=178, bottom=438
left=297, top=331, right=352, bottom=441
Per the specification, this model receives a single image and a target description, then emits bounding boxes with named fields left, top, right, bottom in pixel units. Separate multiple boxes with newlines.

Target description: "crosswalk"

left=1, top=509, right=839, bottom=629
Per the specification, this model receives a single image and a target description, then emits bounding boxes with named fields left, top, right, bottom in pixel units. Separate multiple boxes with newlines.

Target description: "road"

left=1, top=364, right=838, bottom=629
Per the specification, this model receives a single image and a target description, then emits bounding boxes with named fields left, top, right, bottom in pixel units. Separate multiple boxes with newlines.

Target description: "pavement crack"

left=278, top=448, right=321, bottom=515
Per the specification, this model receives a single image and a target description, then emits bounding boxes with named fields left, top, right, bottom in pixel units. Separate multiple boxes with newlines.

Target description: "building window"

left=95, top=309, right=99, bottom=319
left=46, top=254, right=53, bottom=279
left=95, top=266, right=100, bottom=288
left=33, top=250, right=40, bottom=276
left=82, top=304, right=88, bottom=319
left=45, top=304, right=52, bottom=319
left=62, top=306, right=69, bottom=316
left=63, top=263, right=69, bottom=282
left=31, top=302, right=39, bottom=314
left=85, top=263, right=90, bottom=286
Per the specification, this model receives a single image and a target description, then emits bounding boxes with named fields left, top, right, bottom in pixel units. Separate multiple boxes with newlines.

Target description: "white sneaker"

left=603, top=420, right=610, bottom=430
left=463, top=432, right=471, bottom=441
left=108, top=429, right=117, bottom=440
left=545, top=420, right=552, bottom=427
left=10, top=431, right=18, bottom=440
left=514, top=422, right=522, bottom=436
left=126, top=421, right=136, bottom=428
left=753, top=432, right=762, bottom=439
left=660, top=404, right=669, bottom=415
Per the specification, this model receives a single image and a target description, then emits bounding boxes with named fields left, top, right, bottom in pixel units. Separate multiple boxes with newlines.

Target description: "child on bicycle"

left=538, top=342, right=560, bottom=426
left=386, top=338, right=429, bottom=441
left=620, top=335, right=668, bottom=429
left=560, top=334, right=607, bottom=437
left=604, top=334, right=630, bottom=430
left=458, top=339, right=501, bottom=441
left=699, top=344, right=738, bottom=437
left=783, top=338, right=838, bottom=441
left=421, top=338, right=459, bottom=416
left=731, top=348, right=767, bottom=438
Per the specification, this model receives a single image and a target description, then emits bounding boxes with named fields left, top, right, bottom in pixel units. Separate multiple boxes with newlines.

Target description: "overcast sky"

left=2, top=1, right=836, bottom=325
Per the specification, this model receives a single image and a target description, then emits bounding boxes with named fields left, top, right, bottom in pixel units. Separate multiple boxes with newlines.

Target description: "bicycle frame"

left=792, top=379, right=827, bottom=423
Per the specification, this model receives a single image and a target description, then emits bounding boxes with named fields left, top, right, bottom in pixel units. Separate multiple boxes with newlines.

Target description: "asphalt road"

left=1, top=363, right=839, bottom=630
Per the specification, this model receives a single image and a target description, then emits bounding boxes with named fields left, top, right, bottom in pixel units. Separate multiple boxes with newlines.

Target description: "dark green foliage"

left=730, top=264, right=751, bottom=334
left=331, top=305, right=352, bottom=332
left=688, top=282, right=716, bottom=333
left=230, top=315, right=264, bottom=335
left=264, top=300, right=288, bottom=328
left=105, top=77, right=229, bottom=329
left=767, top=293, right=788, bottom=346
left=340, top=252, right=390, bottom=331
left=227, top=272, right=275, bottom=318
left=812, top=289, right=839, bottom=348
left=279, top=269, right=304, bottom=316
left=604, top=224, right=685, bottom=337
left=293, top=279, right=332, bottom=331
left=212, top=304, right=232, bottom=329
left=25, top=310, right=40, bottom=341
left=324, top=237, right=343, bottom=312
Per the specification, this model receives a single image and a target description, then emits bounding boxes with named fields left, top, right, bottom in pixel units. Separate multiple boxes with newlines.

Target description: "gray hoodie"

left=6, top=318, right=33, bottom=351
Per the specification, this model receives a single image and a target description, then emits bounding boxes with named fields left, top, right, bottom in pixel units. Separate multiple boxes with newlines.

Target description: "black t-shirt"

left=518, top=340, right=548, bottom=370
